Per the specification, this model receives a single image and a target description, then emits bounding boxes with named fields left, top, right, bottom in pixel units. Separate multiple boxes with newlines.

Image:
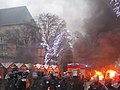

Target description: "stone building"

left=0, top=6, right=44, bottom=64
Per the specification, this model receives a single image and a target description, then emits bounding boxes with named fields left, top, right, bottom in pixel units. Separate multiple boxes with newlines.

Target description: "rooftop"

left=0, top=6, right=33, bottom=26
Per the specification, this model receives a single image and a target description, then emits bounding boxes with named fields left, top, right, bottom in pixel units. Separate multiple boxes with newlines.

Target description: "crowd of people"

left=4, top=68, right=120, bottom=90
left=88, top=75, right=119, bottom=90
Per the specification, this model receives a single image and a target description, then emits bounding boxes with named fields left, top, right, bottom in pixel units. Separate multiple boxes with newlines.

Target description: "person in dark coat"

left=48, top=71, right=59, bottom=90
left=5, top=72, right=14, bottom=90
left=42, top=75, right=49, bottom=90
left=17, top=71, right=30, bottom=90
left=67, top=70, right=84, bottom=90
left=31, top=70, right=45, bottom=90
left=88, top=75, right=107, bottom=90
left=12, top=71, right=18, bottom=90
left=104, top=78, right=116, bottom=90
left=57, top=76, right=69, bottom=90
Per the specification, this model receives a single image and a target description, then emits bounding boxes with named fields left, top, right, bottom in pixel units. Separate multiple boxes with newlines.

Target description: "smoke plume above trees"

left=73, top=0, right=120, bottom=66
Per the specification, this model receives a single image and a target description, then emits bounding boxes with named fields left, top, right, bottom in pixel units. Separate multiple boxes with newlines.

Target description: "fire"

left=91, top=70, right=104, bottom=80
left=106, top=70, right=116, bottom=79
left=90, top=66, right=117, bottom=81
left=95, top=70, right=104, bottom=80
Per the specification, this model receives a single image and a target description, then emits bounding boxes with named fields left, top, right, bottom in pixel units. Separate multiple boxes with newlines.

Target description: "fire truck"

left=67, top=63, right=91, bottom=80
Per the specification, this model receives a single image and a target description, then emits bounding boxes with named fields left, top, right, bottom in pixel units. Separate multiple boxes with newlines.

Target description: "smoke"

left=0, top=0, right=120, bottom=66
left=1, top=0, right=118, bottom=34
left=73, top=0, right=120, bottom=66
left=0, top=0, right=27, bottom=9
left=27, top=0, right=95, bottom=35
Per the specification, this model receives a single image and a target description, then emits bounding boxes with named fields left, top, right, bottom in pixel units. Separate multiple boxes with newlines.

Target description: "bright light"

left=91, top=71, right=104, bottom=80
left=95, top=70, right=104, bottom=80
left=110, top=0, right=120, bottom=17
left=85, top=65, right=88, bottom=67
left=106, top=70, right=116, bottom=79
left=44, top=30, right=67, bottom=65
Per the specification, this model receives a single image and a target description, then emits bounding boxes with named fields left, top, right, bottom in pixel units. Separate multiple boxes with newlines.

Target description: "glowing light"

left=43, top=29, right=68, bottom=65
left=110, top=0, right=120, bottom=17
left=91, top=71, right=104, bottom=80
left=106, top=70, right=116, bottom=79
left=95, top=71, right=104, bottom=80
left=85, top=65, right=88, bottom=67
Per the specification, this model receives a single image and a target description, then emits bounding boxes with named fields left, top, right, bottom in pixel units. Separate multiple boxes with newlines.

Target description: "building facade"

left=0, top=6, right=44, bottom=64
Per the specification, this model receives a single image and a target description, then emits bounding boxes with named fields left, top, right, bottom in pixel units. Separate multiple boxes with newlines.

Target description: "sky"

left=0, top=0, right=94, bottom=35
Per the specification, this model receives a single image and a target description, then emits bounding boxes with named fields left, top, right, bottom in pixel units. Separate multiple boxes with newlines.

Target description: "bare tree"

left=37, top=13, right=66, bottom=45
left=36, top=13, right=73, bottom=66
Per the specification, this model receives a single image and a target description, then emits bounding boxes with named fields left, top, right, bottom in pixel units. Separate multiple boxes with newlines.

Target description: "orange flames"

left=91, top=70, right=104, bottom=80
left=91, top=69, right=117, bottom=80
left=95, top=70, right=104, bottom=80
left=106, top=70, right=116, bottom=79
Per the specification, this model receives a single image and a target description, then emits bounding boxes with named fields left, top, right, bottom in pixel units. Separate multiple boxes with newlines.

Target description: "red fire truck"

left=67, top=63, right=91, bottom=80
